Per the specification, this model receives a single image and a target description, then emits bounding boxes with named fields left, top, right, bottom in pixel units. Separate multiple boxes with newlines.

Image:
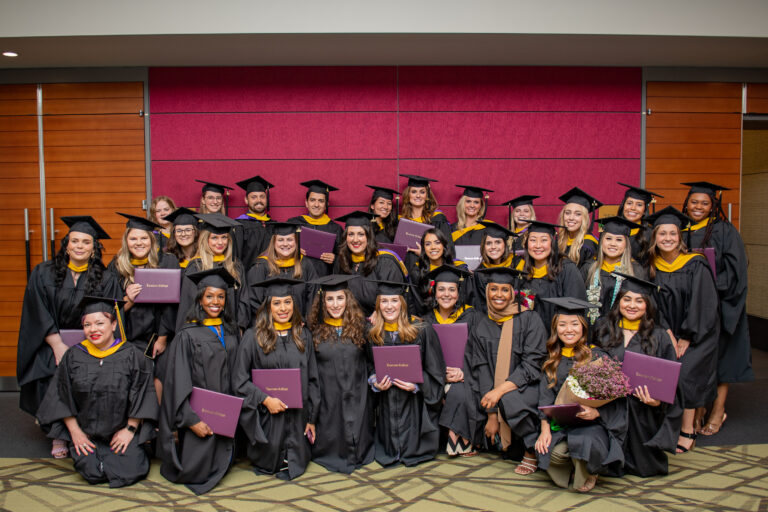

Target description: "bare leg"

left=699, top=383, right=729, bottom=435
left=676, top=408, right=696, bottom=453
left=154, top=378, right=163, bottom=405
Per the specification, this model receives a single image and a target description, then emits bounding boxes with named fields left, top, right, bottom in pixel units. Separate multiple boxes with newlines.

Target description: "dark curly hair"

left=308, top=288, right=367, bottom=348
left=369, top=193, right=398, bottom=241
left=411, top=228, right=457, bottom=298
left=53, top=234, right=107, bottom=295
left=253, top=296, right=306, bottom=354
left=594, top=289, right=658, bottom=356
left=617, top=196, right=651, bottom=264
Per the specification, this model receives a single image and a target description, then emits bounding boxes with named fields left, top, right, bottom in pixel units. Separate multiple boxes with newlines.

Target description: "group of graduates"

left=16, top=173, right=753, bottom=495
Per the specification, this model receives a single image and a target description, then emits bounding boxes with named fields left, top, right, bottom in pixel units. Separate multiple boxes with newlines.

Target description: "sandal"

left=699, top=412, right=727, bottom=436
left=676, top=430, right=697, bottom=453
left=577, top=474, right=598, bottom=493
left=514, top=456, right=537, bottom=476
left=51, top=439, right=68, bottom=459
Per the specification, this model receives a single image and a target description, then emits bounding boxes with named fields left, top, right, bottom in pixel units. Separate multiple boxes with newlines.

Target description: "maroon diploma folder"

left=373, top=345, right=424, bottom=384
left=622, top=351, right=681, bottom=404
left=188, top=387, right=244, bottom=438
left=251, top=368, right=303, bottom=408
left=432, top=323, right=468, bottom=368
left=134, top=268, right=182, bottom=303
left=538, top=404, right=588, bottom=426
left=394, top=218, right=432, bottom=250
left=454, top=245, right=482, bottom=271
left=691, top=247, right=717, bottom=280
left=299, top=227, right=337, bottom=259
left=60, top=329, right=86, bottom=347
left=378, top=243, right=408, bottom=262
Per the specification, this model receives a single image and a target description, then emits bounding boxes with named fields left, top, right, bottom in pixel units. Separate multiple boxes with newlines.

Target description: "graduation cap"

left=250, top=276, right=303, bottom=298
left=474, top=266, right=525, bottom=285
left=366, top=184, right=398, bottom=201
left=681, top=181, right=730, bottom=197
left=456, top=184, right=493, bottom=199
left=195, top=213, right=239, bottom=235
left=369, top=279, right=410, bottom=296
left=311, top=274, right=358, bottom=292
left=558, top=187, right=604, bottom=213
left=501, top=195, right=539, bottom=209
left=79, top=295, right=126, bottom=316
left=164, top=207, right=199, bottom=227
left=116, top=212, right=160, bottom=232
left=187, top=267, right=236, bottom=290
left=62, top=216, right=111, bottom=240
left=425, top=264, right=470, bottom=285
left=618, top=182, right=663, bottom=204
left=526, top=220, right=563, bottom=236
left=596, top=216, right=641, bottom=238
left=236, top=175, right=274, bottom=195
left=195, top=179, right=233, bottom=196
left=611, top=271, right=660, bottom=295
left=645, top=206, right=690, bottom=229
left=400, top=174, right=438, bottom=188
left=479, top=220, right=515, bottom=239
left=335, top=211, right=375, bottom=227
left=540, top=296, right=599, bottom=316
left=267, top=221, right=301, bottom=237
left=300, top=180, right=338, bottom=197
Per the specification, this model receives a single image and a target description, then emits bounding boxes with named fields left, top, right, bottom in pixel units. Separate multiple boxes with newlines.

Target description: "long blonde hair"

left=368, top=295, right=421, bottom=345
left=400, top=185, right=439, bottom=221
left=511, top=204, right=537, bottom=231
left=455, top=195, right=486, bottom=230
left=264, top=234, right=303, bottom=279
left=114, top=228, right=160, bottom=287
left=196, top=230, right=241, bottom=284
left=648, top=224, right=688, bottom=279
left=585, top=233, right=634, bottom=284
left=557, top=203, right=590, bottom=264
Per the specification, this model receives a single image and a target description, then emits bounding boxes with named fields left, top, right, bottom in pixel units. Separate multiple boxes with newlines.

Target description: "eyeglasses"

left=175, top=228, right=195, bottom=235
left=204, top=195, right=223, bottom=203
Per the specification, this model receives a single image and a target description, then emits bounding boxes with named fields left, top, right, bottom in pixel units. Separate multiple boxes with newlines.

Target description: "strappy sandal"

left=51, top=439, right=68, bottom=459
left=676, top=431, right=697, bottom=453
left=699, top=412, right=727, bottom=436
left=514, top=456, right=537, bottom=475
left=577, top=474, right=598, bottom=493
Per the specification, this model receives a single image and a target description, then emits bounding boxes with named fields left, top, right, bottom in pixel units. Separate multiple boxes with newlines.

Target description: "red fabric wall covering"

left=150, top=66, right=641, bottom=225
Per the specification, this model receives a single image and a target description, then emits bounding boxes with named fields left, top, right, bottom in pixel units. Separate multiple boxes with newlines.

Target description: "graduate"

left=17, top=216, right=120, bottom=458
left=556, top=187, right=603, bottom=269
left=233, top=175, right=274, bottom=270
left=367, top=280, right=446, bottom=466
left=408, top=228, right=468, bottom=316
left=471, top=267, right=547, bottom=474
left=233, top=277, right=321, bottom=480
left=534, top=297, right=624, bottom=493
left=617, top=182, right=662, bottom=268
left=307, top=274, right=375, bottom=473
left=158, top=267, right=239, bottom=494
left=646, top=206, right=719, bottom=453
left=451, top=184, right=493, bottom=245
left=332, top=211, right=407, bottom=316
left=176, top=213, right=248, bottom=332
left=594, top=273, right=683, bottom=476
left=515, top=220, right=587, bottom=330
left=37, top=296, right=158, bottom=487
left=366, top=184, right=399, bottom=243
left=149, top=195, right=176, bottom=249
left=681, top=181, right=754, bottom=436
left=421, top=265, right=482, bottom=456
left=245, top=222, right=318, bottom=319
left=195, top=179, right=233, bottom=215
left=287, top=179, right=343, bottom=277
left=503, top=194, right=539, bottom=254
left=399, top=174, right=453, bottom=242
left=163, top=207, right=199, bottom=269
left=468, top=221, right=516, bottom=313
left=582, top=216, right=646, bottom=325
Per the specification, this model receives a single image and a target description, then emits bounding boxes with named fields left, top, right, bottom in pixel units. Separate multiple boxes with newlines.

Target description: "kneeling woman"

left=471, top=267, right=547, bottom=474
left=158, top=268, right=240, bottom=495
left=233, top=277, right=320, bottom=480
left=37, top=297, right=158, bottom=488
left=308, top=274, right=374, bottom=473
left=594, top=273, right=682, bottom=476
left=368, top=281, right=445, bottom=466
left=534, top=297, right=624, bottom=493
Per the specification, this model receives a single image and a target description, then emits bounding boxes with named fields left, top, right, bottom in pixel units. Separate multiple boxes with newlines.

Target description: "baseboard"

left=0, top=377, right=18, bottom=392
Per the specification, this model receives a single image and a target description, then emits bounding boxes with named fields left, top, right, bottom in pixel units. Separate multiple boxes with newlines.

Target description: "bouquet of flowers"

left=555, top=355, right=632, bottom=408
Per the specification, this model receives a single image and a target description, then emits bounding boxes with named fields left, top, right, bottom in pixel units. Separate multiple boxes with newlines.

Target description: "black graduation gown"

left=596, top=328, right=683, bottom=477
left=311, top=330, right=375, bottom=473
left=37, top=342, right=158, bottom=488
left=370, top=324, right=446, bottom=466
left=424, top=307, right=484, bottom=446
left=511, top=227, right=528, bottom=254
left=582, top=261, right=647, bottom=323
left=245, top=257, right=318, bottom=320
left=468, top=256, right=515, bottom=314
left=685, top=220, right=754, bottom=383
left=653, top=255, right=720, bottom=408
left=333, top=253, right=406, bottom=316
left=17, top=261, right=121, bottom=415
left=517, top=259, right=587, bottom=331
left=176, top=258, right=249, bottom=332
left=233, top=214, right=272, bottom=270
left=471, top=310, right=547, bottom=451
left=153, top=230, right=171, bottom=252
left=566, top=235, right=598, bottom=271
left=536, top=355, right=625, bottom=476
left=287, top=215, right=343, bottom=277
left=450, top=222, right=486, bottom=246
left=373, top=219, right=394, bottom=244
left=233, top=327, right=320, bottom=480
left=628, top=227, right=652, bottom=269
left=408, top=260, right=470, bottom=317
left=158, top=322, right=239, bottom=495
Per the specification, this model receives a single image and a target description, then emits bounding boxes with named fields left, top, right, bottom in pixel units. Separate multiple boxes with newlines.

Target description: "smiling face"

left=619, top=291, right=647, bottom=322
left=274, top=233, right=297, bottom=259
left=270, top=295, right=294, bottom=324
left=154, top=200, right=173, bottom=228
left=527, top=232, right=551, bottom=263
left=371, top=197, right=392, bottom=218
left=562, top=204, right=585, bottom=234
left=513, top=205, right=533, bottom=225
left=324, top=290, right=347, bottom=319
left=435, top=282, right=459, bottom=312
left=305, top=192, right=327, bottom=218
left=82, top=312, right=116, bottom=349
left=409, top=186, right=427, bottom=208
left=346, top=226, right=368, bottom=255
left=463, top=197, right=482, bottom=218
left=378, top=295, right=402, bottom=322
left=126, top=228, right=152, bottom=260
left=174, top=224, right=196, bottom=248
left=686, top=193, right=713, bottom=222
left=484, top=236, right=505, bottom=262
left=208, top=232, right=229, bottom=255
left=200, top=286, right=226, bottom=318
left=487, top=282, right=513, bottom=311
left=622, top=197, right=646, bottom=223
left=423, top=233, right=444, bottom=263
left=654, top=224, right=680, bottom=256
left=246, top=191, right=268, bottom=214
left=203, top=191, right=223, bottom=213
left=556, top=314, right=583, bottom=347
left=601, top=232, right=627, bottom=262
left=67, top=231, right=95, bottom=266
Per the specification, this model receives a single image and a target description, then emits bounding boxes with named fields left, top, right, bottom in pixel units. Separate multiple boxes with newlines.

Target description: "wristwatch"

left=126, top=425, right=137, bottom=434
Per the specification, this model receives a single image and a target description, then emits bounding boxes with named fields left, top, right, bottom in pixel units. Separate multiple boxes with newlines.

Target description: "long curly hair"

left=400, top=185, right=439, bottom=221
left=308, top=288, right=367, bottom=348
left=412, top=228, right=456, bottom=294
left=337, top=224, right=379, bottom=276
left=368, top=295, right=421, bottom=345
left=682, top=189, right=728, bottom=248
left=53, top=234, right=107, bottom=295
left=594, top=290, right=658, bottom=356
left=370, top=194, right=398, bottom=241
left=253, top=296, right=305, bottom=354
left=541, top=313, right=592, bottom=388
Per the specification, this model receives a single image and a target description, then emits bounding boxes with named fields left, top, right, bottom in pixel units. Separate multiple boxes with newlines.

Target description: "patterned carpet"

left=1, top=445, right=767, bottom=511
